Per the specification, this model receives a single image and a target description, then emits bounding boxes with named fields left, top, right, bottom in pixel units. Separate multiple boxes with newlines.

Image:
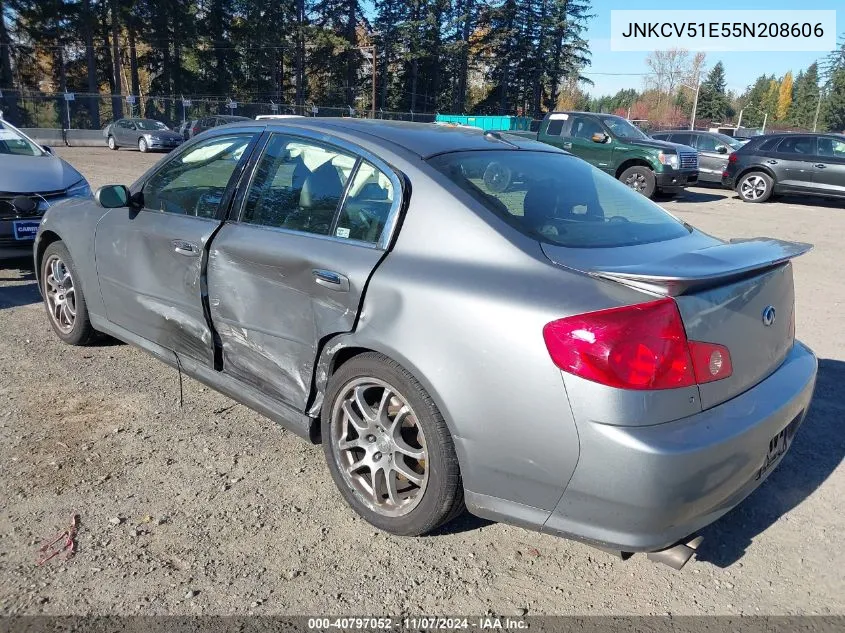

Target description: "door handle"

left=562, top=141, right=572, bottom=149
left=766, top=159, right=777, bottom=165
left=171, top=239, right=200, bottom=257
left=815, top=163, right=827, bottom=169
left=313, top=269, right=350, bottom=292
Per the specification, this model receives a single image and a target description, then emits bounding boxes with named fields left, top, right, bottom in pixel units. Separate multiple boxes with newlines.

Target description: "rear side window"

left=757, top=137, right=781, bottom=151
left=241, top=134, right=356, bottom=235
left=429, top=151, right=690, bottom=248
left=776, top=136, right=815, bottom=155
left=546, top=119, right=565, bottom=136
left=670, top=133, right=693, bottom=146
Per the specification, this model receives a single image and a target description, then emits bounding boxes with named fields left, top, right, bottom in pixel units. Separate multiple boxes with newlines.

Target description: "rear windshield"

left=428, top=150, right=691, bottom=248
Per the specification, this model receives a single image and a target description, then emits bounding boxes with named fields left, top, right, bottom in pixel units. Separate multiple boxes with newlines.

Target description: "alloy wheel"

left=625, top=172, right=647, bottom=193
left=740, top=175, right=767, bottom=200
left=331, top=378, right=429, bottom=517
left=43, top=254, right=76, bottom=334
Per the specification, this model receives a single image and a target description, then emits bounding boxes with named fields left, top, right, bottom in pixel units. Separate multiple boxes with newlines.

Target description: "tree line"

left=570, top=45, right=845, bottom=133
left=0, top=0, right=593, bottom=128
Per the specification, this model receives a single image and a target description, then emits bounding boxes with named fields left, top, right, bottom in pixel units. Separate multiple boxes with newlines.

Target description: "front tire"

left=107, top=135, right=118, bottom=150
left=321, top=352, right=464, bottom=536
left=138, top=137, right=148, bottom=153
left=41, top=241, right=97, bottom=346
left=737, top=171, right=773, bottom=203
left=619, top=165, right=656, bottom=198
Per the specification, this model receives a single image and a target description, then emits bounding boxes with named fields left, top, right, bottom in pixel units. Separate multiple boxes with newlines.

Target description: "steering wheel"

left=607, top=215, right=629, bottom=223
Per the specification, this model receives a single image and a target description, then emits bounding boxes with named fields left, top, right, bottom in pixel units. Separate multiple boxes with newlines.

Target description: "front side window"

left=570, top=117, right=603, bottom=140
left=142, top=134, right=254, bottom=218
left=598, top=115, right=648, bottom=140
left=241, top=134, right=356, bottom=235
left=429, top=150, right=691, bottom=249
left=696, top=134, right=720, bottom=152
left=136, top=119, right=169, bottom=131
left=817, top=137, right=845, bottom=158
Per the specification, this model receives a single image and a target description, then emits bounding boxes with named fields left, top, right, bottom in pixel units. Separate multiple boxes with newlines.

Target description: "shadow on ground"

left=698, top=357, right=845, bottom=567
left=0, top=258, right=38, bottom=309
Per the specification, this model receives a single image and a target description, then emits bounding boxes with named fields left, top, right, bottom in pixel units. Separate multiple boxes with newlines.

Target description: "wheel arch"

left=307, top=337, right=461, bottom=449
left=34, top=229, right=63, bottom=290
left=615, top=158, right=654, bottom=179
left=735, top=164, right=777, bottom=186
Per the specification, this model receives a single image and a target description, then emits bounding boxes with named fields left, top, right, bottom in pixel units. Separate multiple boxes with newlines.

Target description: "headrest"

left=300, top=162, right=343, bottom=210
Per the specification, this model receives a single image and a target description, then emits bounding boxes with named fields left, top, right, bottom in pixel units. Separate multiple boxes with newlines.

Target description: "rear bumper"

left=542, top=341, right=817, bottom=552
left=656, top=169, right=698, bottom=190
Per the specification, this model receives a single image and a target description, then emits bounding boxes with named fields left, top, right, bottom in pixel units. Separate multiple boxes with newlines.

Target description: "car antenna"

left=483, top=130, right=520, bottom=149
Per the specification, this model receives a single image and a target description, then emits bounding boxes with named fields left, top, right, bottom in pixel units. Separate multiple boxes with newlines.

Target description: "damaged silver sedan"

left=34, top=119, right=817, bottom=568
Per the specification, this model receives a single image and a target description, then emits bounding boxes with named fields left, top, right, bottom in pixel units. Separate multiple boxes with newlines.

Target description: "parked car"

left=177, top=119, right=197, bottom=141
left=511, top=111, right=699, bottom=198
left=35, top=119, right=816, bottom=569
left=189, top=114, right=252, bottom=138
left=255, top=114, right=306, bottom=120
left=722, top=133, right=845, bottom=203
left=0, top=120, right=90, bottom=259
left=651, top=130, right=744, bottom=183
left=104, top=118, right=184, bottom=152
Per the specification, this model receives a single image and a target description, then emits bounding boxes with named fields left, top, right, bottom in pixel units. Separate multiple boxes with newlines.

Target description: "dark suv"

left=722, top=133, right=845, bottom=203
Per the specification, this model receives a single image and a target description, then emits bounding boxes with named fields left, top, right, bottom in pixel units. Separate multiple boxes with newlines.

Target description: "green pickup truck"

left=511, top=111, right=699, bottom=199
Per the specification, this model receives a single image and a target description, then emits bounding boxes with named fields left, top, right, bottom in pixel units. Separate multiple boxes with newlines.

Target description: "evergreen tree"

left=695, top=61, right=730, bottom=122
left=824, top=67, right=845, bottom=132
left=788, top=63, right=820, bottom=128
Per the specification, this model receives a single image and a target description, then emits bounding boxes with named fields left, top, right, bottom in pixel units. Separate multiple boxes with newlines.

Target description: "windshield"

left=0, top=122, right=44, bottom=156
left=136, top=119, right=169, bottom=131
left=429, top=150, right=690, bottom=249
left=599, top=116, right=648, bottom=140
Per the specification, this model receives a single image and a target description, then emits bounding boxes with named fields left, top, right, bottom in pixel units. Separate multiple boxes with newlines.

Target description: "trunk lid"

left=542, top=235, right=811, bottom=409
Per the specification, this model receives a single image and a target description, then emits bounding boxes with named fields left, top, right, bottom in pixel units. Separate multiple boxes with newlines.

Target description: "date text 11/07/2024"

left=307, top=617, right=528, bottom=630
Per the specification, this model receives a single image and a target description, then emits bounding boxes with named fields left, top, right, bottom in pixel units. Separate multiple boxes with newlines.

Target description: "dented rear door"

left=206, top=131, right=401, bottom=411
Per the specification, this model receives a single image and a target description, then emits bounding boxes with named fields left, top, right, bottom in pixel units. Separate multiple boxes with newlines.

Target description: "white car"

left=255, top=114, right=305, bottom=121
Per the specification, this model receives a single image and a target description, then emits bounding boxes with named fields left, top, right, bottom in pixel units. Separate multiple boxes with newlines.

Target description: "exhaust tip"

left=646, top=535, right=703, bottom=570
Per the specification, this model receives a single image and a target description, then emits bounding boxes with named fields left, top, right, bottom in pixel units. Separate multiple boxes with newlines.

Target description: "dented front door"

left=94, top=132, right=258, bottom=366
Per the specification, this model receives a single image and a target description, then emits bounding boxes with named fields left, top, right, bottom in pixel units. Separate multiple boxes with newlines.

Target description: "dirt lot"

left=1, top=147, right=843, bottom=616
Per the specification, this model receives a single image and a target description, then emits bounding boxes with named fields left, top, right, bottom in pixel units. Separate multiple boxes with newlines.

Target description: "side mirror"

left=591, top=132, right=609, bottom=144
left=41, top=145, right=54, bottom=155
left=716, top=145, right=728, bottom=154
left=95, top=184, right=131, bottom=208
left=129, top=123, right=137, bottom=130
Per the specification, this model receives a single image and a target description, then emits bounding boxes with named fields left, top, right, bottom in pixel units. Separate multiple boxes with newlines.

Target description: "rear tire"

left=619, top=166, right=656, bottom=198
left=40, top=241, right=97, bottom=346
left=107, top=135, right=118, bottom=150
left=736, top=171, right=773, bottom=203
left=321, top=352, right=464, bottom=536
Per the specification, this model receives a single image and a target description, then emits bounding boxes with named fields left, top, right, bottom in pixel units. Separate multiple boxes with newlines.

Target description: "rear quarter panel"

left=328, top=158, right=651, bottom=514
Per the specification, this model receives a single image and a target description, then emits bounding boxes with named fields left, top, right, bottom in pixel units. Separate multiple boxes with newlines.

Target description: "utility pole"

left=762, top=112, right=768, bottom=133
left=689, top=78, right=700, bottom=131
left=813, top=91, right=823, bottom=132
left=371, top=43, right=376, bottom=119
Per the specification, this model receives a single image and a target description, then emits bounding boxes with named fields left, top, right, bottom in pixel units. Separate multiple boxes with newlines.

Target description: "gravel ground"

left=0, top=147, right=843, bottom=616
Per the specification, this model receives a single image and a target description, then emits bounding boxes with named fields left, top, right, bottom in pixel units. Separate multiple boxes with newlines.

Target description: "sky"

left=583, top=0, right=844, bottom=97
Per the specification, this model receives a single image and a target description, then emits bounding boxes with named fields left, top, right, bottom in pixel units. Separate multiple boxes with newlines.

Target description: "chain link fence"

left=0, top=90, right=437, bottom=131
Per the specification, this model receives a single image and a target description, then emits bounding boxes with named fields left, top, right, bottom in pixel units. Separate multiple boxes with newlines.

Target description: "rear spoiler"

left=586, top=238, right=812, bottom=296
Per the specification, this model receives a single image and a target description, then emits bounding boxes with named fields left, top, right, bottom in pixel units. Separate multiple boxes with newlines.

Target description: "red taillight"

left=728, top=153, right=738, bottom=163
left=543, top=298, right=733, bottom=391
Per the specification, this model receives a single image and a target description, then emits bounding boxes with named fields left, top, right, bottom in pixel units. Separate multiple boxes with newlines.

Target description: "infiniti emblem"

left=762, top=305, right=776, bottom=327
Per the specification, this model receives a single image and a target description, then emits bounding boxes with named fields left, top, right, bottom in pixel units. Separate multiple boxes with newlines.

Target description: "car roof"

left=233, top=118, right=558, bottom=158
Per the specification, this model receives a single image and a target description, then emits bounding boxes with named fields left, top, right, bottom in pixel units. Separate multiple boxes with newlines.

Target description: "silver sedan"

left=33, top=119, right=817, bottom=569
